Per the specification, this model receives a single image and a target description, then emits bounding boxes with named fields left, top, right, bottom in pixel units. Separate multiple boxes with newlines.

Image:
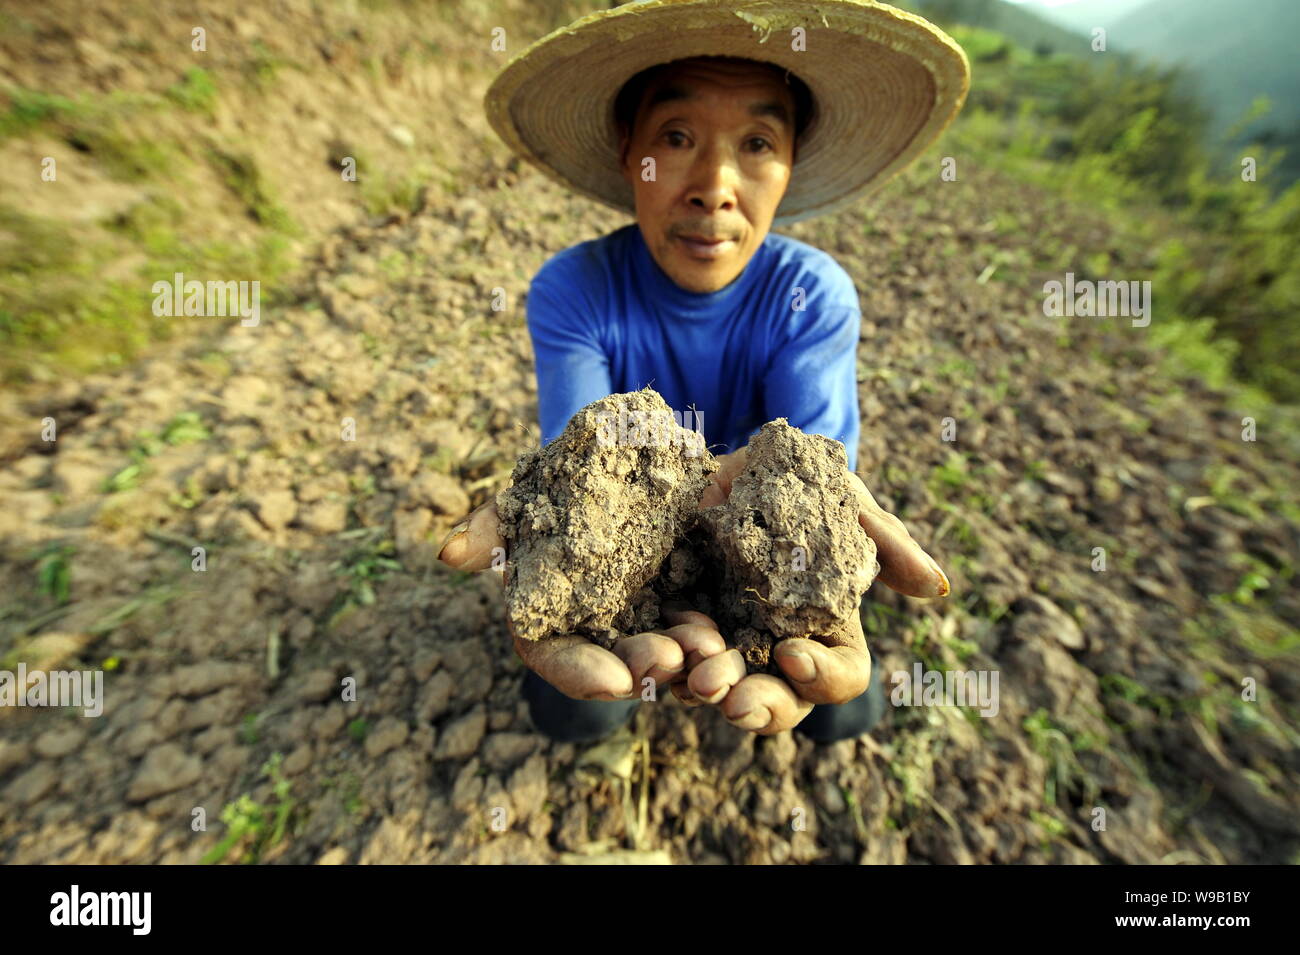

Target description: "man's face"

left=618, top=58, right=796, bottom=294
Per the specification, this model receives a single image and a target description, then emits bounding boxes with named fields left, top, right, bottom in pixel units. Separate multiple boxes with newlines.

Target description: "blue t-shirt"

left=525, top=223, right=862, bottom=471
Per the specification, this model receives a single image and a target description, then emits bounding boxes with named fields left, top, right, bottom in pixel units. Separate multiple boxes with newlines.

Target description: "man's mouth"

left=676, top=234, right=735, bottom=260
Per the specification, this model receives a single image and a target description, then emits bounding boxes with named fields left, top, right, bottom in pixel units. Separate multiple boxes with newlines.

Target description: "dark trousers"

left=522, top=642, right=887, bottom=744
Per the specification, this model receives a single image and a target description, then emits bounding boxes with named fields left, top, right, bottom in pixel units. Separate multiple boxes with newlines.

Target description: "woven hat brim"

left=485, top=0, right=971, bottom=225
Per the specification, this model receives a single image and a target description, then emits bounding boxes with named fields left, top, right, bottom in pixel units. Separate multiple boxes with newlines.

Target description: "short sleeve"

left=525, top=268, right=613, bottom=446
left=762, top=298, right=862, bottom=473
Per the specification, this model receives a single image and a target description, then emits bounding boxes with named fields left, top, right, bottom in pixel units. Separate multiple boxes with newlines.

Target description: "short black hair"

left=613, top=56, right=815, bottom=152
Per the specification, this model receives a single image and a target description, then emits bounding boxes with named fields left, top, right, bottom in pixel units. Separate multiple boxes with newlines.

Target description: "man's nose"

left=685, top=142, right=738, bottom=212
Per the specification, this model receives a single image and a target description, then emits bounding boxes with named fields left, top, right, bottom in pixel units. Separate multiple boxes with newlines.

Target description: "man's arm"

left=761, top=302, right=862, bottom=471
left=441, top=273, right=710, bottom=702
left=526, top=275, right=614, bottom=445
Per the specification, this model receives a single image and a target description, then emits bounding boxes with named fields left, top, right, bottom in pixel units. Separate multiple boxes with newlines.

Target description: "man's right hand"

left=437, top=501, right=726, bottom=702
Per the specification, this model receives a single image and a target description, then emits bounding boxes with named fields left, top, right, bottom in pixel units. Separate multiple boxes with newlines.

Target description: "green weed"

left=34, top=542, right=75, bottom=605
left=1023, top=708, right=1102, bottom=807
left=202, top=754, right=297, bottom=864
left=104, top=412, right=211, bottom=493
left=207, top=148, right=297, bottom=234
left=0, top=87, right=79, bottom=139
left=326, top=530, right=402, bottom=620
left=164, top=67, right=217, bottom=113
left=240, top=713, right=261, bottom=745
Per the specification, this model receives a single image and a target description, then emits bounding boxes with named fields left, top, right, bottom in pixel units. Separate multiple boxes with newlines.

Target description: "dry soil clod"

left=698, top=419, right=878, bottom=672
left=496, top=392, right=878, bottom=673
left=495, top=388, right=716, bottom=645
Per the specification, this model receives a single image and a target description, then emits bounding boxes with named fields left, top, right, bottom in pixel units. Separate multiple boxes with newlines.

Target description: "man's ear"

left=617, top=125, right=632, bottom=182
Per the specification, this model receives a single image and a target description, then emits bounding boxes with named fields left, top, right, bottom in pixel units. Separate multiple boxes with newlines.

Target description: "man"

left=440, top=0, right=970, bottom=743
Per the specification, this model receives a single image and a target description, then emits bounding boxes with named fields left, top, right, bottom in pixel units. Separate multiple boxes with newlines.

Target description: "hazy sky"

left=1000, top=0, right=1153, bottom=30
left=1001, top=0, right=1147, bottom=10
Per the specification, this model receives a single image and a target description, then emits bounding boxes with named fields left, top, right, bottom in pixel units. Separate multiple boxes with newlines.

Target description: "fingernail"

left=780, top=648, right=816, bottom=683
left=728, top=706, right=769, bottom=732
left=924, top=553, right=950, bottom=597
left=437, top=518, right=471, bottom=559
left=697, top=685, right=728, bottom=705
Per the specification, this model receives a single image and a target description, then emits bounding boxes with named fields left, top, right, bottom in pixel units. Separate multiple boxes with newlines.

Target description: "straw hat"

left=484, top=0, right=970, bottom=225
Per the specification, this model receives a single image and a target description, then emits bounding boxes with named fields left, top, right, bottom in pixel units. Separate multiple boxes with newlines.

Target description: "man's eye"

left=664, top=131, right=688, bottom=147
left=747, top=137, right=772, bottom=152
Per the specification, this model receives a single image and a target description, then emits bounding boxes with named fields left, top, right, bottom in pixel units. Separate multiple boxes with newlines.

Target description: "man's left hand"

left=671, top=446, right=950, bottom=735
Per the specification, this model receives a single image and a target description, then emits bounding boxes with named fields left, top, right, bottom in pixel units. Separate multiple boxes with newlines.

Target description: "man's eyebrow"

left=749, top=99, right=791, bottom=127
left=644, top=84, right=693, bottom=114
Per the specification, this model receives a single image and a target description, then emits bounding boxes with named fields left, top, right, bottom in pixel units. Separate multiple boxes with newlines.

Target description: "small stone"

left=297, top=499, right=348, bottom=534
left=417, top=671, right=455, bottom=722
left=315, top=704, right=346, bottom=740
left=394, top=507, right=433, bottom=557
left=403, top=472, right=471, bottom=516
left=6, top=763, right=57, bottom=805
left=11, top=454, right=48, bottom=484
left=1011, top=595, right=1085, bottom=650
left=388, top=124, right=415, bottom=148
left=815, top=779, right=846, bottom=814
left=220, top=375, right=272, bottom=417
left=435, top=706, right=487, bottom=760
left=180, top=690, right=243, bottom=731
left=506, top=753, right=548, bottom=822
left=295, top=668, right=338, bottom=704
left=759, top=731, right=797, bottom=775
left=171, top=661, right=254, bottom=697
left=119, top=723, right=162, bottom=758
left=193, top=726, right=234, bottom=755
left=210, top=744, right=248, bottom=778
left=250, top=489, right=297, bottom=531
left=126, top=744, right=203, bottom=802
left=52, top=457, right=104, bottom=497
left=412, top=650, right=442, bottom=683
left=481, top=732, right=537, bottom=771
left=364, top=717, right=410, bottom=759
left=33, top=726, right=86, bottom=759
left=451, top=758, right=484, bottom=810
left=283, top=746, right=313, bottom=776
left=0, top=740, right=31, bottom=777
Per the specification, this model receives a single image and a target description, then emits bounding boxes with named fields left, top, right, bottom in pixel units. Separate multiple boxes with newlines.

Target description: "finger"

left=713, top=446, right=749, bottom=494
left=686, top=649, right=747, bottom=705
left=658, top=622, right=727, bottom=670
left=700, top=482, right=727, bottom=509
left=774, top=609, right=871, bottom=705
left=438, top=500, right=505, bottom=571
left=670, top=681, right=705, bottom=707
left=661, top=604, right=719, bottom=630
left=514, top=632, right=635, bottom=702
left=700, top=447, right=749, bottom=509
left=614, top=632, right=685, bottom=687
left=773, top=634, right=872, bottom=706
left=720, top=673, right=815, bottom=735
left=849, top=471, right=950, bottom=598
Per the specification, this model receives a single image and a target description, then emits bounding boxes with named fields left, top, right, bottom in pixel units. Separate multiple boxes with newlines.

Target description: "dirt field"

left=1, top=0, right=1298, bottom=864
